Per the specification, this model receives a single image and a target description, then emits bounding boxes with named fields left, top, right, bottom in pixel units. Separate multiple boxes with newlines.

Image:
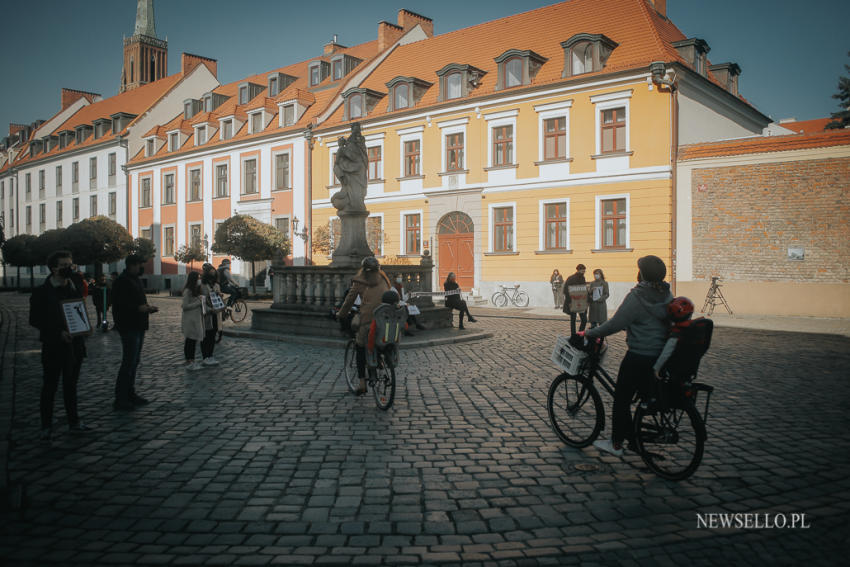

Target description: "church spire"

left=134, top=0, right=156, bottom=38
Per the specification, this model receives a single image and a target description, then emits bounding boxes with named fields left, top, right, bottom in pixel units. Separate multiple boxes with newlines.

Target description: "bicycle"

left=342, top=337, right=397, bottom=411
left=215, top=292, right=249, bottom=343
left=546, top=336, right=714, bottom=481
left=491, top=284, right=530, bottom=308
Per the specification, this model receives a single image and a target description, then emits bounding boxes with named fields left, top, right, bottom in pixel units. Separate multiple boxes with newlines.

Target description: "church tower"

left=120, top=0, right=168, bottom=93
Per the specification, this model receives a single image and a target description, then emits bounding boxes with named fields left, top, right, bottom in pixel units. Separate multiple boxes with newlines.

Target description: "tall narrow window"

left=147, top=139, right=155, bottom=156
left=196, top=126, right=207, bottom=145
left=89, top=157, right=97, bottom=188
left=349, top=94, right=363, bottom=119
left=274, top=217, right=290, bottom=240
left=56, top=165, right=62, bottom=193
left=39, top=203, right=46, bottom=229
left=394, top=83, right=409, bottom=110
left=222, top=120, right=233, bottom=140
left=239, top=86, right=248, bottom=104
left=367, top=216, right=382, bottom=256
left=332, top=59, right=343, bottom=81
left=275, top=154, right=290, bottom=191
left=163, top=174, right=175, bottom=204
left=108, top=152, right=116, bottom=179
left=601, top=107, right=626, bottom=153
left=141, top=178, right=151, bottom=207
left=189, top=169, right=201, bottom=201
left=56, top=201, right=63, bottom=227
left=72, top=162, right=79, bottom=191
left=572, top=43, right=593, bottom=75
left=283, top=105, right=295, bottom=126
left=446, top=133, right=464, bottom=171
left=367, top=147, right=381, bottom=181
left=269, top=76, right=279, bottom=96
left=404, top=140, right=420, bottom=177
left=544, top=117, right=567, bottom=160
left=190, top=224, right=202, bottom=248
left=505, top=58, right=523, bottom=87
left=545, top=202, right=567, bottom=250
left=310, top=65, right=321, bottom=86
left=108, top=192, right=117, bottom=217
left=600, top=198, right=626, bottom=249
left=243, top=159, right=257, bottom=194
left=39, top=170, right=45, bottom=198
left=72, top=198, right=79, bottom=221
left=492, top=126, right=513, bottom=166
left=89, top=195, right=97, bottom=217
left=25, top=173, right=31, bottom=199
left=446, top=73, right=462, bottom=99
left=493, top=207, right=513, bottom=252
left=404, top=213, right=421, bottom=255
left=216, top=164, right=228, bottom=197
left=251, top=113, right=263, bottom=133
left=164, top=226, right=175, bottom=256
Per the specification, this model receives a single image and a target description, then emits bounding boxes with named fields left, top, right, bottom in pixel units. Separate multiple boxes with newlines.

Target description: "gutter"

left=650, top=62, right=678, bottom=294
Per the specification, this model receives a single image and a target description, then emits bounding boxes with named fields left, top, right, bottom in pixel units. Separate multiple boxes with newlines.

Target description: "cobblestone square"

left=1, top=294, right=848, bottom=565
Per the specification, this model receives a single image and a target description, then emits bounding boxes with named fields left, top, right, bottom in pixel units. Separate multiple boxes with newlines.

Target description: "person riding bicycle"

left=217, top=259, right=241, bottom=305
left=583, top=255, right=673, bottom=456
left=336, top=256, right=392, bottom=395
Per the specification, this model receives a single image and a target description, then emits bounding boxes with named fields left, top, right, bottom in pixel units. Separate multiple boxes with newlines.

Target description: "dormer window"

left=332, top=58, right=343, bottom=81
left=309, top=61, right=331, bottom=86
left=169, top=132, right=180, bottom=152
left=330, top=54, right=362, bottom=82
left=269, top=76, right=279, bottom=97
left=203, top=92, right=228, bottom=112
left=111, top=112, right=135, bottom=135
left=196, top=126, right=207, bottom=145
left=436, top=64, right=485, bottom=102
left=250, top=112, right=264, bottom=134
left=267, top=73, right=295, bottom=97
left=93, top=119, right=110, bottom=140
left=672, top=38, right=710, bottom=77
left=184, top=99, right=202, bottom=119
left=494, top=49, right=547, bottom=90
left=343, top=88, right=385, bottom=121
left=561, top=34, right=618, bottom=77
left=385, top=76, right=432, bottom=112
left=220, top=119, right=233, bottom=140
left=237, top=82, right=265, bottom=105
left=282, top=104, right=295, bottom=126
left=709, top=62, right=741, bottom=96
left=146, top=139, right=155, bottom=157
left=239, top=86, right=248, bottom=104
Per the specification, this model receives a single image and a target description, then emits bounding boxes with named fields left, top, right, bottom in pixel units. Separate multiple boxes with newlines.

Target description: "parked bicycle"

left=546, top=336, right=714, bottom=480
left=491, top=284, right=530, bottom=307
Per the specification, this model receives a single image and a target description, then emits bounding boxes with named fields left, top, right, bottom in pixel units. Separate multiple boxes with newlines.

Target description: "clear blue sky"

left=2, top=0, right=848, bottom=134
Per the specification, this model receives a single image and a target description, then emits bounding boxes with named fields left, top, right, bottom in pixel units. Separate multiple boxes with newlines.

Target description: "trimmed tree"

left=312, top=224, right=332, bottom=256
left=131, top=237, right=156, bottom=262
left=212, top=214, right=290, bottom=294
left=32, top=228, right=69, bottom=266
left=65, top=216, right=133, bottom=276
left=826, top=51, right=850, bottom=129
left=2, top=234, right=39, bottom=288
left=174, top=243, right=207, bottom=272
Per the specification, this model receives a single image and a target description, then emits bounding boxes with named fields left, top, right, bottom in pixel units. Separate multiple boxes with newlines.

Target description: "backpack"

left=660, top=317, right=713, bottom=382
left=365, top=302, right=407, bottom=368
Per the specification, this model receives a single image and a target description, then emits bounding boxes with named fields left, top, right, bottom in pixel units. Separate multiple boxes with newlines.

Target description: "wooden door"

left=437, top=212, right=474, bottom=290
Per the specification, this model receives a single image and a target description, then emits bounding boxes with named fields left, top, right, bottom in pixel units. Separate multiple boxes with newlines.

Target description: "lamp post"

left=291, top=216, right=309, bottom=241
left=202, top=233, right=210, bottom=263
left=304, top=126, right=314, bottom=264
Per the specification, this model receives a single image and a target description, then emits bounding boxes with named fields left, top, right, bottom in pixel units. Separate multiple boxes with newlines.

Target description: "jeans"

left=40, top=340, right=84, bottom=429
left=222, top=284, right=241, bottom=304
left=116, top=330, right=145, bottom=403
left=184, top=338, right=198, bottom=360
left=570, top=311, right=587, bottom=335
left=612, top=351, right=656, bottom=444
left=201, top=316, right=218, bottom=359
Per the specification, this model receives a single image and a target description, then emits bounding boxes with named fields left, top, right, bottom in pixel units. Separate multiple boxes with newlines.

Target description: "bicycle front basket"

left=551, top=336, right=588, bottom=375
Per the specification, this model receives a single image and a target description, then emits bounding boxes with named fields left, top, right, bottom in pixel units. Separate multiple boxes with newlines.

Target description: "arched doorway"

left=437, top=211, right=474, bottom=290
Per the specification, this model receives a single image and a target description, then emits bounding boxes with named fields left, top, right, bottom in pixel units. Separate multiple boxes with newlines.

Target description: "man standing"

left=563, top=263, right=588, bottom=335
left=29, top=250, right=92, bottom=442
left=112, top=254, right=158, bottom=410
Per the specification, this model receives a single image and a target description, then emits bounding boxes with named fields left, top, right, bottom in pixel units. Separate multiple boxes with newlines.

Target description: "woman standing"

left=550, top=269, right=564, bottom=309
left=588, top=269, right=610, bottom=328
left=444, top=272, right=477, bottom=330
left=200, top=263, right=222, bottom=366
left=181, top=272, right=205, bottom=370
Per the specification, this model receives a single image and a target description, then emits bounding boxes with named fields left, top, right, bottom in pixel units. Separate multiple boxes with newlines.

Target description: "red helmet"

left=668, top=296, right=694, bottom=322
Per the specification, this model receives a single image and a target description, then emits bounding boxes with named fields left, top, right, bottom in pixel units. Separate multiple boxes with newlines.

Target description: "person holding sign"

left=562, top=264, right=588, bottom=336
left=588, top=269, right=610, bottom=329
left=112, top=254, right=159, bottom=410
left=29, top=250, right=92, bottom=442
left=200, top=263, right=223, bottom=366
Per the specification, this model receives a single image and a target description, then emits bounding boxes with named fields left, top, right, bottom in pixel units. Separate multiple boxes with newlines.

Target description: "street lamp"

left=291, top=216, right=309, bottom=240
left=202, top=233, right=210, bottom=261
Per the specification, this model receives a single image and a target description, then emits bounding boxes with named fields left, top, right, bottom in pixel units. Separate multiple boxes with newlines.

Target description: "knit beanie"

left=637, top=255, right=666, bottom=282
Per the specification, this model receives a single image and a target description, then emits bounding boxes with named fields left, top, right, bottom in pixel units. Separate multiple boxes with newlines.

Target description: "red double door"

left=437, top=212, right=474, bottom=290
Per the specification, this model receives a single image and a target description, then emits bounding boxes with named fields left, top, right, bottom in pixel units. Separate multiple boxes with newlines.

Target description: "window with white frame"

left=108, top=192, right=116, bottom=217
left=282, top=104, right=295, bottom=126
left=56, top=200, right=63, bottom=227
left=108, top=152, right=116, bottom=181
left=274, top=216, right=290, bottom=241
left=55, top=166, right=62, bottom=193
left=367, top=146, right=381, bottom=181
left=250, top=112, right=263, bottom=134
left=274, top=153, right=290, bottom=191
left=488, top=202, right=516, bottom=253
left=446, top=133, right=464, bottom=171
left=215, top=164, right=228, bottom=197
left=598, top=196, right=628, bottom=249
left=243, top=158, right=257, bottom=194
left=188, top=168, right=201, bottom=201
left=169, top=132, right=179, bottom=152
left=189, top=223, right=202, bottom=249
left=89, top=195, right=97, bottom=217
left=367, top=215, right=383, bottom=256
left=541, top=200, right=568, bottom=251
left=89, top=157, right=97, bottom=188
left=163, top=226, right=175, bottom=256
left=39, top=203, right=45, bottom=229
left=485, top=110, right=518, bottom=168
left=140, top=227, right=152, bottom=241
left=146, top=139, right=155, bottom=157
left=403, top=212, right=421, bottom=255
left=72, top=162, right=79, bottom=190
left=590, top=90, right=632, bottom=157
left=196, top=126, right=207, bottom=145
left=141, top=177, right=151, bottom=207
left=39, top=170, right=45, bottom=197
left=404, top=140, right=420, bottom=177
left=163, top=173, right=175, bottom=204
left=534, top=100, right=572, bottom=163
left=221, top=120, right=233, bottom=140
left=72, top=198, right=79, bottom=221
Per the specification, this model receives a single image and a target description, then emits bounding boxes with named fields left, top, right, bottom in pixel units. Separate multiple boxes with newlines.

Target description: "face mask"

left=594, top=274, right=601, bottom=280
left=395, top=277, right=402, bottom=284
left=59, top=266, right=73, bottom=278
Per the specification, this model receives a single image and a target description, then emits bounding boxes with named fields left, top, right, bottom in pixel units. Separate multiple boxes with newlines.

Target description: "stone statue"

left=331, top=122, right=368, bottom=213
left=330, top=123, right=374, bottom=267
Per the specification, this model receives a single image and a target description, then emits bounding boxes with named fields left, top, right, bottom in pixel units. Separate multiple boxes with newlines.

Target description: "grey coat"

left=585, top=282, right=673, bottom=357
left=181, top=288, right=205, bottom=341
left=588, top=280, right=609, bottom=323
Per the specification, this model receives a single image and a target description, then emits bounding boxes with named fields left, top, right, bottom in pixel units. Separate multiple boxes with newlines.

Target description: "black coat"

left=29, top=276, right=86, bottom=345
left=562, top=272, right=587, bottom=314
left=444, top=281, right=464, bottom=309
left=112, top=271, right=149, bottom=332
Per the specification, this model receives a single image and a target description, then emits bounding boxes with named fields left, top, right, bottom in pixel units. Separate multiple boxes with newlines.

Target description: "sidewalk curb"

left=222, top=328, right=493, bottom=348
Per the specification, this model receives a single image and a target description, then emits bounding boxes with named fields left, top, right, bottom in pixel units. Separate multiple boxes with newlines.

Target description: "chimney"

left=182, top=53, right=218, bottom=78
left=9, top=123, right=27, bottom=138
left=378, top=21, right=404, bottom=51
left=397, top=9, right=434, bottom=37
left=324, top=34, right=346, bottom=55
left=648, top=0, right=667, bottom=17
left=60, top=88, right=100, bottom=111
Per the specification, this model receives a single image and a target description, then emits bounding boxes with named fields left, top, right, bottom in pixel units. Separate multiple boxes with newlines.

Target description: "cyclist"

left=336, top=257, right=392, bottom=395
left=583, top=255, right=673, bottom=456
left=217, top=258, right=241, bottom=306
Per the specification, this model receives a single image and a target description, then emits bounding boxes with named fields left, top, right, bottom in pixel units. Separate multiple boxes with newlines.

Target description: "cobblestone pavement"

left=1, top=292, right=848, bottom=566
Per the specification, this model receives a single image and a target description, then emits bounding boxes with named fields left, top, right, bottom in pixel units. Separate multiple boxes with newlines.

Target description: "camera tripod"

left=702, top=276, right=733, bottom=316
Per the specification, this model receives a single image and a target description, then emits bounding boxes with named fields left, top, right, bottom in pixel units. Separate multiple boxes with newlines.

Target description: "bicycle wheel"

left=491, top=292, right=508, bottom=308
left=343, top=340, right=358, bottom=393
left=230, top=299, right=249, bottom=323
left=372, top=356, right=396, bottom=410
left=634, top=402, right=706, bottom=481
left=546, top=373, right=604, bottom=448
left=513, top=291, right=530, bottom=307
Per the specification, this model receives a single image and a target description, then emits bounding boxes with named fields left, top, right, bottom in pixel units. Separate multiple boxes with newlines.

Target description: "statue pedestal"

left=331, top=209, right=373, bottom=268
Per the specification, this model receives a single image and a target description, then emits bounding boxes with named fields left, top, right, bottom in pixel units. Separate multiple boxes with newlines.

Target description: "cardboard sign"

left=61, top=299, right=91, bottom=336
left=567, top=285, right=588, bottom=313
left=209, top=291, right=226, bottom=312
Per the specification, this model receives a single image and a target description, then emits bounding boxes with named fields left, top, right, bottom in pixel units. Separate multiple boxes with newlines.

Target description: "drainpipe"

left=118, top=134, right=131, bottom=272
left=304, top=125, right=314, bottom=265
left=650, top=62, right=679, bottom=294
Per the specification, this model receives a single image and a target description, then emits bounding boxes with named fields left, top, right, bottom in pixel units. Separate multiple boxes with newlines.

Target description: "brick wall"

left=691, top=157, right=850, bottom=283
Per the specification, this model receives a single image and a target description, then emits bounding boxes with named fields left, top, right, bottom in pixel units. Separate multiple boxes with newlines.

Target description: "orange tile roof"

left=678, top=129, right=850, bottom=160
left=319, top=0, right=752, bottom=129
left=776, top=118, right=834, bottom=135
